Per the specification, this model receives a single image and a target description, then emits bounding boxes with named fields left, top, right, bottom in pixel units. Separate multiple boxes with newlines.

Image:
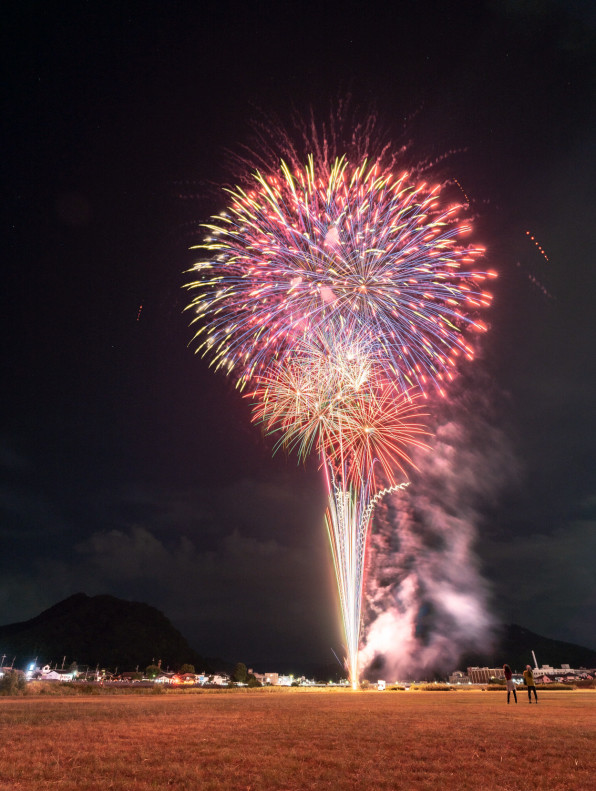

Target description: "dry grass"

left=0, top=688, right=594, bottom=790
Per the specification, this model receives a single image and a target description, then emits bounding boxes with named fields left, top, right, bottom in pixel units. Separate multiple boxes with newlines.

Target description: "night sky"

left=2, top=0, right=595, bottom=672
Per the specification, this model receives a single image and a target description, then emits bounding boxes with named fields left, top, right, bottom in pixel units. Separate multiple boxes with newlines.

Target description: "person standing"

left=503, top=664, right=517, bottom=704
left=523, top=664, right=538, bottom=703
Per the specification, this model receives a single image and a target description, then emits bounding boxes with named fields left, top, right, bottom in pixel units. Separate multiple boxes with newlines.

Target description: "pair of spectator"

left=503, top=664, right=538, bottom=703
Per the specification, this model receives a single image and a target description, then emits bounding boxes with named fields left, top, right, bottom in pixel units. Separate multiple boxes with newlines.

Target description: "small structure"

left=154, top=672, right=176, bottom=684
left=38, top=665, right=74, bottom=682
left=253, top=672, right=278, bottom=686
left=533, top=664, right=596, bottom=683
left=449, top=671, right=471, bottom=685
left=467, top=667, right=505, bottom=684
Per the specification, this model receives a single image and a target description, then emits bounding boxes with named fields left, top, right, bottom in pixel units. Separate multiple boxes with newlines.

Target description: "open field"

left=1, top=689, right=594, bottom=790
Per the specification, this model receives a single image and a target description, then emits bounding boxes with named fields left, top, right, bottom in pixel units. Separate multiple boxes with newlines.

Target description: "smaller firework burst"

left=249, top=325, right=428, bottom=490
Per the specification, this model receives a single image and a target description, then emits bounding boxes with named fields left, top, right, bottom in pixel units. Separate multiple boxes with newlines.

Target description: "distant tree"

left=0, top=671, right=26, bottom=696
left=145, top=664, right=161, bottom=679
left=179, top=664, right=195, bottom=675
left=231, top=662, right=248, bottom=684
left=247, top=676, right=262, bottom=688
left=68, top=661, right=78, bottom=673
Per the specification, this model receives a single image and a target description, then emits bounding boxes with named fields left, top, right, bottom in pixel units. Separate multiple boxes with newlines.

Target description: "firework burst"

left=187, top=155, right=494, bottom=396
left=187, top=149, right=493, bottom=686
left=249, top=327, right=429, bottom=489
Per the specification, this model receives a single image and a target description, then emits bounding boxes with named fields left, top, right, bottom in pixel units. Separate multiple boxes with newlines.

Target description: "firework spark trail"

left=187, top=150, right=493, bottom=685
left=326, top=478, right=410, bottom=686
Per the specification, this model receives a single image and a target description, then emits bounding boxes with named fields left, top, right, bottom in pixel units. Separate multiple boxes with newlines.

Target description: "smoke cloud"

left=359, top=382, right=517, bottom=680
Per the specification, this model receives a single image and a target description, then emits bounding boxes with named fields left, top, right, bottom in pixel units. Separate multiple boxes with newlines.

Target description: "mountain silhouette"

left=460, top=623, right=596, bottom=673
left=0, top=593, right=216, bottom=672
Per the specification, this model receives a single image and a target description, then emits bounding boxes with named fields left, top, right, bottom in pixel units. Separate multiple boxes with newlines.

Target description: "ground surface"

left=1, top=689, right=594, bottom=790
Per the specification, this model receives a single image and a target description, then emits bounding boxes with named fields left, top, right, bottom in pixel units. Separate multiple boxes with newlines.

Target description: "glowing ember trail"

left=186, top=151, right=494, bottom=686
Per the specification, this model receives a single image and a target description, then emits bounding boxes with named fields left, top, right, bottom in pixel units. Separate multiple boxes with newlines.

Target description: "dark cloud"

left=0, top=474, right=339, bottom=667
left=481, top=518, right=596, bottom=650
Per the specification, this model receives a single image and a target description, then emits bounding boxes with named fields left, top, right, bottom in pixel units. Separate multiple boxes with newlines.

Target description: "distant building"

left=37, top=665, right=74, bottom=682
left=533, top=664, right=595, bottom=683
left=250, top=672, right=295, bottom=686
left=453, top=663, right=596, bottom=685
left=210, top=674, right=230, bottom=686
left=467, top=667, right=505, bottom=684
left=154, top=672, right=175, bottom=684
left=448, top=671, right=471, bottom=684
left=253, top=672, right=278, bottom=686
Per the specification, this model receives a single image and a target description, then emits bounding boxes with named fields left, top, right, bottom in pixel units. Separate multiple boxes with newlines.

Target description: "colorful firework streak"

left=187, top=152, right=494, bottom=686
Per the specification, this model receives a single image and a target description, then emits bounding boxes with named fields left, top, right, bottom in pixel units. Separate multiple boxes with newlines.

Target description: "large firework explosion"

left=186, top=148, right=494, bottom=686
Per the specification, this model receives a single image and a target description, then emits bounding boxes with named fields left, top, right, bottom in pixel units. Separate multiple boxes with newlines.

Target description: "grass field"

left=1, top=688, right=594, bottom=790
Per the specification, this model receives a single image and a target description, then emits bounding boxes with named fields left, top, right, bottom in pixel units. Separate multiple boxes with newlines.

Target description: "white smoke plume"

left=359, top=382, right=517, bottom=681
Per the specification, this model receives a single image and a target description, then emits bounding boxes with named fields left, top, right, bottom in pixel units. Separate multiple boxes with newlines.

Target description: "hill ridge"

left=0, top=593, right=214, bottom=671
left=460, top=622, right=596, bottom=673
